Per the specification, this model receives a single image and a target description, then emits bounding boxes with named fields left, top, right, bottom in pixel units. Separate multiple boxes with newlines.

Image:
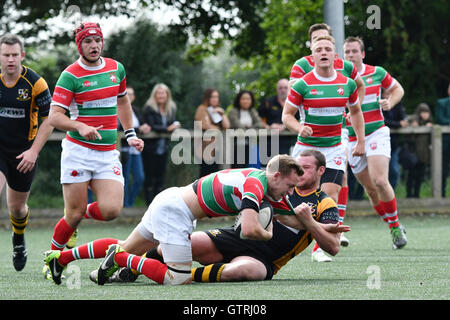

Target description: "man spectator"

left=258, top=78, right=298, bottom=155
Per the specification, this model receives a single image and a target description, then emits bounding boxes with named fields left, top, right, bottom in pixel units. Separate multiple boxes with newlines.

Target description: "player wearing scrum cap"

left=43, top=22, right=144, bottom=280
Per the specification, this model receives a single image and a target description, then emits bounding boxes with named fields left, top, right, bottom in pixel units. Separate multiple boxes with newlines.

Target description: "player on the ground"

left=100, top=149, right=349, bottom=284
left=289, top=23, right=363, bottom=260
left=0, top=34, right=54, bottom=271
left=282, top=35, right=365, bottom=262
left=43, top=22, right=144, bottom=278
left=343, top=36, right=407, bottom=249
left=43, top=154, right=303, bottom=285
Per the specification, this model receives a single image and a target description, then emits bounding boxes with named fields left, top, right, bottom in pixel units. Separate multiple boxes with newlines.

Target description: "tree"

left=103, top=19, right=204, bottom=128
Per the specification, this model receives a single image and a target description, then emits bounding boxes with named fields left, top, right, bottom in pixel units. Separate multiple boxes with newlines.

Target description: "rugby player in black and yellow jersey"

left=0, top=34, right=54, bottom=271
left=99, top=149, right=350, bottom=284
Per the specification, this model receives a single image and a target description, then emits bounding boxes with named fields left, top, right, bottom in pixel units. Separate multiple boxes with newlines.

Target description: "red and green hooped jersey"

left=290, top=55, right=359, bottom=82
left=347, top=64, right=395, bottom=141
left=290, top=56, right=358, bottom=131
left=287, top=70, right=359, bottom=147
left=51, top=57, right=127, bottom=151
left=196, top=168, right=292, bottom=217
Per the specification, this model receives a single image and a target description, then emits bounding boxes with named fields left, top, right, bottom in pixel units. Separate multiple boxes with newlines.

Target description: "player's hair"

left=0, top=34, right=24, bottom=52
left=144, top=83, right=177, bottom=119
left=308, top=23, right=332, bottom=40
left=299, top=150, right=326, bottom=169
left=266, top=154, right=304, bottom=177
left=344, top=36, right=365, bottom=52
left=313, top=35, right=335, bottom=45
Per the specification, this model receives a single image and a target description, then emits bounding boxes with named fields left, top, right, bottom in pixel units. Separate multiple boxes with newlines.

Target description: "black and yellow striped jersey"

left=271, top=187, right=339, bottom=274
left=0, top=66, right=51, bottom=154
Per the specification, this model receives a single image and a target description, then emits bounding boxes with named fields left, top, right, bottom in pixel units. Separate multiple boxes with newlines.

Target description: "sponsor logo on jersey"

left=83, top=80, right=98, bottom=87
left=0, top=107, right=25, bottom=118
left=366, top=77, right=373, bottom=84
left=309, top=89, right=324, bottom=96
left=337, top=87, right=344, bottom=96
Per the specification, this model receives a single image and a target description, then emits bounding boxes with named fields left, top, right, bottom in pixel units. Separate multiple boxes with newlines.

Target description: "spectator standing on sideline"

left=258, top=79, right=297, bottom=155
left=435, top=83, right=450, bottom=197
left=382, top=101, right=408, bottom=190
left=120, top=87, right=151, bottom=207
left=142, top=83, right=180, bottom=205
left=228, top=90, right=265, bottom=168
left=194, top=88, right=230, bottom=178
left=45, top=23, right=144, bottom=277
left=0, top=34, right=54, bottom=271
left=406, top=103, right=433, bottom=198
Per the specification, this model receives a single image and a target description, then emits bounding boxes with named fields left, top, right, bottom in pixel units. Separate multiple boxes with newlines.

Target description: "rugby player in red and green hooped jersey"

left=288, top=23, right=364, bottom=261
left=289, top=23, right=365, bottom=103
left=344, top=36, right=407, bottom=250
left=282, top=35, right=365, bottom=218
left=44, top=22, right=144, bottom=280
left=42, top=155, right=303, bottom=286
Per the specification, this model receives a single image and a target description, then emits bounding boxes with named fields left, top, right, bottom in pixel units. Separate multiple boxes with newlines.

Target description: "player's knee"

left=224, top=264, right=265, bottom=281
left=163, top=264, right=192, bottom=285
left=98, top=205, right=121, bottom=221
left=373, top=177, right=390, bottom=191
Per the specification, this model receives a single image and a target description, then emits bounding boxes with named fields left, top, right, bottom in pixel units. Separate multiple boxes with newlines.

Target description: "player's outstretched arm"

left=294, top=203, right=341, bottom=256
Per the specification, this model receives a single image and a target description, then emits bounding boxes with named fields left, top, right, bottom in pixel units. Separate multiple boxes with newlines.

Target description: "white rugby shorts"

left=60, top=138, right=124, bottom=184
left=137, top=187, right=196, bottom=248
left=291, top=142, right=347, bottom=172
left=348, top=126, right=391, bottom=174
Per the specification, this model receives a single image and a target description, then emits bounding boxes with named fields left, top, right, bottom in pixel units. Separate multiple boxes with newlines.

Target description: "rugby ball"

left=234, top=201, right=274, bottom=239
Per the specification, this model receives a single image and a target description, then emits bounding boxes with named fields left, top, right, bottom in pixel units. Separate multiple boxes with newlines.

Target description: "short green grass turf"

left=0, top=215, right=448, bottom=300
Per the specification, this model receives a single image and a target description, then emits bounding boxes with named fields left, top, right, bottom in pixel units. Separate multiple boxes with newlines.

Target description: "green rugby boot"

left=97, top=244, right=124, bottom=285
left=391, top=224, right=407, bottom=250
left=44, top=250, right=66, bottom=285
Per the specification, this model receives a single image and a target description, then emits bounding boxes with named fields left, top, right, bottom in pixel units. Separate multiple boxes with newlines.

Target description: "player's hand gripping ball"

left=234, top=201, right=274, bottom=239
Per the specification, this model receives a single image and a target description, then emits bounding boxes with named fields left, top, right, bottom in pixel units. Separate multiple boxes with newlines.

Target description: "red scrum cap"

left=74, top=22, right=103, bottom=55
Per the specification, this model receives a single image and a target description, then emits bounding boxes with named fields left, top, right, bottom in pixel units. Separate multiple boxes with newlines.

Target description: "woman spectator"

left=406, top=103, right=433, bottom=198
left=194, top=88, right=230, bottom=177
left=228, top=90, right=265, bottom=168
left=142, top=83, right=180, bottom=205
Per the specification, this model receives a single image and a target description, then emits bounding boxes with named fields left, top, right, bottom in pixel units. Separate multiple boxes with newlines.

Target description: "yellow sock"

left=9, top=210, right=29, bottom=235
left=191, top=263, right=226, bottom=282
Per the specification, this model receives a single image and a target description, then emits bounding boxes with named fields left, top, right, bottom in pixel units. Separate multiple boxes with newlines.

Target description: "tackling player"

left=93, top=150, right=349, bottom=283
left=43, top=154, right=303, bottom=285
left=343, top=36, right=407, bottom=249
left=0, top=34, right=54, bottom=271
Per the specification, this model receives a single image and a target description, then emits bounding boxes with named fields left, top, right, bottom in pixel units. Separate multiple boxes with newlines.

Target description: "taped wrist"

left=124, top=128, right=137, bottom=142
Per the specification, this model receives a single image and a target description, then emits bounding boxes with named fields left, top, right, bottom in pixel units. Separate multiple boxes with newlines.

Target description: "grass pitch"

left=0, top=215, right=448, bottom=301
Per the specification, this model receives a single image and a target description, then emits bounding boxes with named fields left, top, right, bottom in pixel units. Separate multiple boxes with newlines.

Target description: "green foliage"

left=240, top=0, right=324, bottom=99
left=103, top=19, right=204, bottom=128
left=344, top=0, right=449, bottom=112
